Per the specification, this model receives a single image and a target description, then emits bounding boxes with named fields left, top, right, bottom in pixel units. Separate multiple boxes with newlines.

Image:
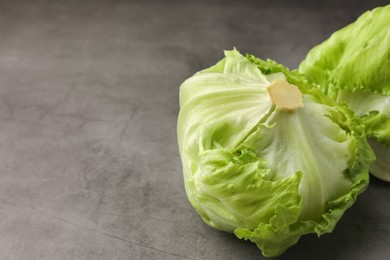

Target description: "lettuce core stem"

left=266, top=80, right=304, bottom=111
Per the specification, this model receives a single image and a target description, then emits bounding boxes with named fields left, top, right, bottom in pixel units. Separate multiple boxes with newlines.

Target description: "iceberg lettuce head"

left=177, top=49, right=374, bottom=257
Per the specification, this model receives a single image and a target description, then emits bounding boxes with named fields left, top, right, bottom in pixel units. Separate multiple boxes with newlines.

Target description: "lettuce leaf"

left=177, top=49, right=374, bottom=256
left=299, top=5, right=390, bottom=95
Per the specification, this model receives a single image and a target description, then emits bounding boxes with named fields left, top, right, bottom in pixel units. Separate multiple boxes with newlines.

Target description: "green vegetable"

left=177, top=49, right=374, bottom=257
left=299, top=5, right=390, bottom=181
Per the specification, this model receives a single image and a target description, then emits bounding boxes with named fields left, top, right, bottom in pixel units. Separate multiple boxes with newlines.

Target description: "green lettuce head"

left=299, top=5, right=390, bottom=181
left=177, top=49, right=374, bottom=257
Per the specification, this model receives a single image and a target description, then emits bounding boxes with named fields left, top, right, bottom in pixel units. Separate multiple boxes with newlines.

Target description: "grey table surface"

left=0, top=0, right=389, bottom=259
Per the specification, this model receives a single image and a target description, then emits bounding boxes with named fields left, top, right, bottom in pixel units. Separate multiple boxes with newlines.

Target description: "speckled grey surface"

left=0, top=0, right=389, bottom=259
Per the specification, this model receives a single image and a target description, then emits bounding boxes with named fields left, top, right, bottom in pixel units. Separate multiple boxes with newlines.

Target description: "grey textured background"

left=0, top=0, right=389, bottom=259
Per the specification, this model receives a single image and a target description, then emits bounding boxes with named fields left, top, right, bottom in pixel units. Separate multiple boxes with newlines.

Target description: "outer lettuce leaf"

left=235, top=95, right=355, bottom=221
left=298, top=5, right=390, bottom=95
left=298, top=5, right=390, bottom=180
left=177, top=49, right=374, bottom=257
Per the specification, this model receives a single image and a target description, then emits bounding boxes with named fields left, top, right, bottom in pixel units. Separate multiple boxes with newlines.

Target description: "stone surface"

left=0, top=0, right=389, bottom=259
